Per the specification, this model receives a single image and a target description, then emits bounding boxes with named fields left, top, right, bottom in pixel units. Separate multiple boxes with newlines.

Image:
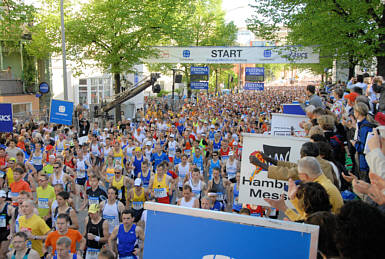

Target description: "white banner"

left=271, top=113, right=307, bottom=137
left=145, top=46, right=319, bottom=64
left=239, top=134, right=308, bottom=207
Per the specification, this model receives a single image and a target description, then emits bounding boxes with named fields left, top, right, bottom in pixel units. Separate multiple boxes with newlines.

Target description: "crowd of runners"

left=1, top=76, right=385, bottom=258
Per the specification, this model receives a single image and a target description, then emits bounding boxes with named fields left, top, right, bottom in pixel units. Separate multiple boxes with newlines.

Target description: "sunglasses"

left=53, top=167, right=60, bottom=169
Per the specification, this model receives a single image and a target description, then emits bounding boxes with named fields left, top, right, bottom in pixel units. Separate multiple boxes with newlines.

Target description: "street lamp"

left=60, top=0, right=68, bottom=100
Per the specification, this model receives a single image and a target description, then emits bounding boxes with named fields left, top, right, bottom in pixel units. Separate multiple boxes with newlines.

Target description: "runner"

left=50, top=236, right=83, bottom=259
left=18, top=200, right=51, bottom=258
left=108, top=210, right=144, bottom=259
left=137, top=160, right=152, bottom=190
left=53, top=191, right=79, bottom=230
left=111, top=166, right=130, bottom=205
left=44, top=214, right=85, bottom=257
left=224, top=151, right=239, bottom=183
left=206, top=151, right=222, bottom=180
left=207, top=167, right=231, bottom=211
left=84, top=204, right=109, bottom=259
left=100, top=187, right=125, bottom=234
left=148, top=161, right=174, bottom=204
left=229, top=172, right=242, bottom=213
left=36, top=174, right=56, bottom=227
left=83, top=175, right=108, bottom=209
left=175, top=154, right=190, bottom=197
left=187, top=168, right=207, bottom=201
left=127, top=178, right=148, bottom=222
left=7, top=232, right=40, bottom=259
left=0, top=190, right=14, bottom=258
left=177, top=184, right=199, bottom=208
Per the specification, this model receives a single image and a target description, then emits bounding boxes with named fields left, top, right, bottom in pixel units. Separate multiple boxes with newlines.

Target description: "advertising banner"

left=244, top=82, right=264, bottom=90
left=238, top=134, right=308, bottom=207
left=245, top=67, right=264, bottom=76
left=271, top=113, right=307, bottom=137
left=0, top=103, right=13, bottom=132
left=191, top=81, right=209, bottom=90
left=145, top=46, right=319, bottom=64
left=49, top=99, right=74, bottom=126
left=143, top=202, right=319, bottom=259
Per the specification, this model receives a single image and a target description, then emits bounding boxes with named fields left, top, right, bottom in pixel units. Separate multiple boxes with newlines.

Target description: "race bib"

left=217, top=192, right=224, bottom=201
left=77, top=170, right=86, bottom=178
left=154, top=188, right=167, bottom=198
left=192, top=190, right=200, bottom=199
left=0, top=215, right=6, bottom=228
left=89, top=196, right=99, bottom=206
left=132, top=201, right=143, bottom=210
left=0, top=171, right=5, bottom=178
left=38, top=198, right=49, bottom=209
left=118, top=190, right=123, bottom=200
left=234, top=197, right=239, bottom=205
left=86, top=248, right=100, bottom=259
left=103, top=215, right=116, bottom=225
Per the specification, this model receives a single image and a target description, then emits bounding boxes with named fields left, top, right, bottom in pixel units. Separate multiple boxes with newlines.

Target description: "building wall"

left=0, top=94, right=39, bottom=111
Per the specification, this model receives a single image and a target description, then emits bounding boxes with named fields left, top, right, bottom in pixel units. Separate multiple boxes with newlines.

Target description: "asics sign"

left=0, top=103, right=13, bottom=132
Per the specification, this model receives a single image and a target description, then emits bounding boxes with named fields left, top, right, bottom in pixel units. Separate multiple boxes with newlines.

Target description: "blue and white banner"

left=145, top=46, right=319, bottom=64
left=49, top=99, right=74, bottom=125
left=0, top=103, right=13, bottom=132
left=143, top=202, right=319, bottom=259
left=191, top=81, right=209, bottom=90
left=190, top=66, right=209, bottom=75
left=245, top=67, right=264, bottom=76
left=244, top=82, right=264, bottom=91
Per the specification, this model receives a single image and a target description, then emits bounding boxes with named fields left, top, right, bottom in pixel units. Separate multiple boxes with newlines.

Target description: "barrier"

left=143, top=202, right=319, bottom=259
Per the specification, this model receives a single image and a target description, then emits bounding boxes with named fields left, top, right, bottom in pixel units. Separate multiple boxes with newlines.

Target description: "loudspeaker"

left=152, top=84, right=161, bottom=93
left=175, top=75, right=182, bottom=83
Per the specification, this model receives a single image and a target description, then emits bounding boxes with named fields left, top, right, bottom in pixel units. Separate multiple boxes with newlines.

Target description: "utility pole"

left=60, top=0, right=68, bottom=100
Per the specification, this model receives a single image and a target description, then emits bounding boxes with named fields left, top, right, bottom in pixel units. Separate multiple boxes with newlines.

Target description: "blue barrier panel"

left=283, top=104, right=306, bottom=115
left=0, top=103, right=13, bottom=132
left=143, top=203, right=318, bottom=259
left=49, top=99, right=74, bottom=125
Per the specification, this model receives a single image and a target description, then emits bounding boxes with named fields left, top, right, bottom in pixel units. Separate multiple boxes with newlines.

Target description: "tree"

left=64, top=0, right=192, bottom=122
left=247, top=0, right=385, bottom=78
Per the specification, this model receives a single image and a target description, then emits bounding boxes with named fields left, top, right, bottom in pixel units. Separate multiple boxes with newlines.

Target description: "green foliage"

left=22, top=44, right=37, bottom=92
left=157, top=90, right=170, bottom=97
left=247, top=0, right=385, bottom=76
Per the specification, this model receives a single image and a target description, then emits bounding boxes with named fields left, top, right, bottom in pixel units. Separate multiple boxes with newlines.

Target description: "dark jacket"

left=79, top=120, right=90, bottom=137
left=372, top=83, right=385, bottom=112
left=355, top=119, right=374, bottom=172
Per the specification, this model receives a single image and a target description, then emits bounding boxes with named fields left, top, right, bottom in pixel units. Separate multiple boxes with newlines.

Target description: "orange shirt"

left=45, top=229, right=83, bottom=255
left=10, top=180, right=31, bottom=206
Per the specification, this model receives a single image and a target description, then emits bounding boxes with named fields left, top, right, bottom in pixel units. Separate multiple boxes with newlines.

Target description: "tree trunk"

left=114, top=72, right=122, bottom=123
left=377, top=56, right=385, bottom=77
left=348, top=55, right=356, bottom=79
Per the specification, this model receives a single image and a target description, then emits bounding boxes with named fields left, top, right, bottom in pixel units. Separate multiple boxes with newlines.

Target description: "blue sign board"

left=191, top=81, right=209, bottom=90
left=190, top=66, right=209, bottom=75
left=143, top=203, right=318, bottom=259
left=134, top=73, right=139, bottom=85
left=245, top=67, right=264, bottom=76
left=244, top=82, right=264, bottom=91
left=283, top=104, right=306, bottom=115
left=39, top=82, right=50, bottom=94
left=49, top=99, right=74, bottom=125
left=0, top=103, right=13, bottom=132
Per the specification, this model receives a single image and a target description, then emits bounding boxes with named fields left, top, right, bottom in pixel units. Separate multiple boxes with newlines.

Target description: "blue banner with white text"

left=49, top=99, right=74, bottom=125
left=0, top=103, right=13, bottom=132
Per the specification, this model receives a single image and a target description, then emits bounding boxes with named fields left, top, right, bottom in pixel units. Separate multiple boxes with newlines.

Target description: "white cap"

left=104, top=128, right=108, bottom=131
left=210, top=125, right=215, bottom=129
left=134, top=178, right=142, bottom=186
left=170, top=134, right=175, bottom=138
left=146, top=141, right=152, bottom=146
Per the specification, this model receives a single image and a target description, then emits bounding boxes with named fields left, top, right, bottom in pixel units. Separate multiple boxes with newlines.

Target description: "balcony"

left=0, top=77, right=24, bottom=95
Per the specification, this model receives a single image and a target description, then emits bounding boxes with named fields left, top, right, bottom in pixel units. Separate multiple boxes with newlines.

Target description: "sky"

left=222, top=0, right=256, bottom=28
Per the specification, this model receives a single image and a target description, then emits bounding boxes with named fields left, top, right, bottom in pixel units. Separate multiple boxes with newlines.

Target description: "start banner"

left=145, top=46, right=319, bottom=64
left=239, top=134, right=308, bottom=207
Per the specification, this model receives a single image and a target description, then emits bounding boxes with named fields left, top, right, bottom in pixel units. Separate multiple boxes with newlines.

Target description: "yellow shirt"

left=19, top=214, right=51, bottom=257
left=285, top=174, right=344, bottom=221
left=36, top=185, right=56, bottom=217
left=113, top=149, right=124, bottom=167
left=6, top=168, right=14, bottom=185
left=153, top=173, right=168, bottom=198
left=112, top=175, right=126, bottom=200
left=131, top=187, right=146, bottom=210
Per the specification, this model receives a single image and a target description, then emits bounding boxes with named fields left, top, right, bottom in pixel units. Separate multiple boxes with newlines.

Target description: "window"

left=12, top=103, right=32, bottom=114
left=79, top=79, right=87, bottom=85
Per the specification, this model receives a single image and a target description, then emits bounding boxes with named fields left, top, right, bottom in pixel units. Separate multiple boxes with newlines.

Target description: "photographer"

left=372, top=76, right=385, bottom=113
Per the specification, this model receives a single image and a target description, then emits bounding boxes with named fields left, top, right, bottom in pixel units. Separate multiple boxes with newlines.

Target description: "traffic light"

left=152, top=83, right=161, bottom=93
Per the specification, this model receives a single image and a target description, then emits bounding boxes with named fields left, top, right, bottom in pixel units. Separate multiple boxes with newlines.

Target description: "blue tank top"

left=209, top=159, right=221, bottom=180
left=173, top=156, right=181, bottom=166
left=193, top=154, right=204, bottom=173
left=53, top=254, right=77, bottom=259
left=31, top=152, right=43, bottom=166
left=213, top=139, right=221, bottom=152
left=140, top=170, right=151, bottom=188
left=117, top=224, right=137, bottom=258
left=133, top=156, right=143, bottom=177
left=232, top=184, right=242, bottom=212
left=209, top=131, right=215, bottom=141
